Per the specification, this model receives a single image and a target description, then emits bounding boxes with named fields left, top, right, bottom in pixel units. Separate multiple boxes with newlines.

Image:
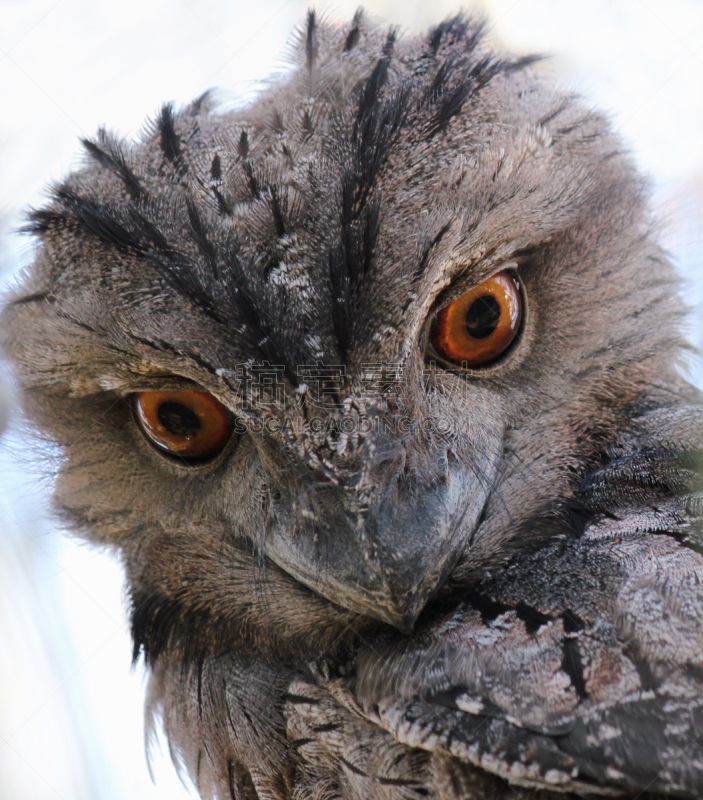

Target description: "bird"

left=2, top=9, right=703, bottom=799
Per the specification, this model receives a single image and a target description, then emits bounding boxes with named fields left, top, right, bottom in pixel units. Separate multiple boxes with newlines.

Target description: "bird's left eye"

left=134, top=389, right=234, bottom=461
left=429, top=270, right=523, bottom=368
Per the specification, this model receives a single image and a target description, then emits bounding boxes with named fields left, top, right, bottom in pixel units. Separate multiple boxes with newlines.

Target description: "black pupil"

left=465, top=294, right=501, bottom=339
left=158, top=401, right=201, bottom=439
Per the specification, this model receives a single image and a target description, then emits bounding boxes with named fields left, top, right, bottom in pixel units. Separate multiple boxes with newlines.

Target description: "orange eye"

left=134, top=389, right=234, bottom=461
left=429, top=271, right=522, bottom=368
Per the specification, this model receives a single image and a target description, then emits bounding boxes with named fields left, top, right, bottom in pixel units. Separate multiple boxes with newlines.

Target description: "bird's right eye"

left=134, top=389, right=234, bottom=462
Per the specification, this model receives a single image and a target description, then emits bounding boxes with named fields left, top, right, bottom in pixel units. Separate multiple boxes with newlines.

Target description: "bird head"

left=0, top=13, right=691, bottom=664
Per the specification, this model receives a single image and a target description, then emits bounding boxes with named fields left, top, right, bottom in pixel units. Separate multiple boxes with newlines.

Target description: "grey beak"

left=264, top=460, right=495, bottom=632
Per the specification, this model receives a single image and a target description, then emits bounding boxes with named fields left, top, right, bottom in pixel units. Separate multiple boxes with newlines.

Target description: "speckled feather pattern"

left=2, top=10, right=703, bottom=800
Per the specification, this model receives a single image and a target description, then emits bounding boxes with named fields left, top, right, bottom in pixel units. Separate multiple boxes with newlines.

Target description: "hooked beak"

left=264, top=459, right=496, bottom=632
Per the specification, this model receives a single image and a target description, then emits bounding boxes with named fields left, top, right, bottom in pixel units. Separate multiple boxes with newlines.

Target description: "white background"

left=1, top=1, right=702, bottom=798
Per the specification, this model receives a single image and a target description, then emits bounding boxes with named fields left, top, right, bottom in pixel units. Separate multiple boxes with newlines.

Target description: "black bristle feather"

left=356, top=49, right=392, bottom=126
left=237, top=130, right=249, bottom=159
left=427, top=16, right=474, bottom=56
left=50, top=186, right=146, bottom=253
left=344, top=9, right=363, bottom=52
left=81, top=134, right=143, bottom=200
left=22, top=208, right=71, bottom=235
left=425, top=55, right=506, bottom=139
left=210, top=154, right=222, bottom=180
left=8, top=291, right=51, bottom=307
left=242, top=161, right=260, bottom=200
left=344, top=25, right=360, bottom=52
left=159, top=102, right=182, bottom=164
left=268, top=186, right=286, bottom=238
left=185, top=196, right=218, bottom=278
left=305, top=9, right=317, bottom=78
left=301, top=109, right=315, bottom=141
left=213, top=187, right=233, bottom=216
left=382, top=28, right=396, bottom=57
left=305, top=9, right=316, bottom=64
left=509, top=54, right=546, bottom=72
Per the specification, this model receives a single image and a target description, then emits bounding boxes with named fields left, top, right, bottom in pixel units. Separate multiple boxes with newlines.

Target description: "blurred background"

left=1, top=0, right=702, bottom=797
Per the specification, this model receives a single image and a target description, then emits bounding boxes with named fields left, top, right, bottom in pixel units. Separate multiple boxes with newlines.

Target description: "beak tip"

left=378, top=593, right=425, bottom=634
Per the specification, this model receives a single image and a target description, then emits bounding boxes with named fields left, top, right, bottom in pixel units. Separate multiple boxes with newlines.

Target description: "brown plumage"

left=2, top=11, right=703, bottom=799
